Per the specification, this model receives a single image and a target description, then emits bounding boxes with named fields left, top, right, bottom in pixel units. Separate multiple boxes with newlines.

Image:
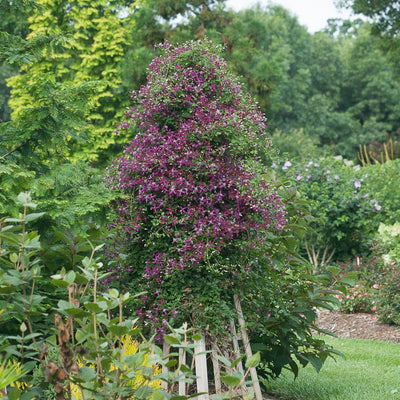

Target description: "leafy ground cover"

left=264, top=335, right=400, bottom=400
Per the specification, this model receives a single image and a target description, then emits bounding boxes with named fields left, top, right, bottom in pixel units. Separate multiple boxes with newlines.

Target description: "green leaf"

left=164, top=335, right=180, bottom=345
left=8, top=387, right=21, bottom=400
left=165, top=359, right=178, bottom=368
left=108, top=324, right=130, bottom=336
left=230, top=354, right=245, bottom=369
left=179, top=364, right=192, bottom=374
left=79, top=366, right=97, bottom=382
left=0, top=286, right=15, bottom=294
left=21, top=391, right=40, bottom=400
left=151, top=389, right=165, bottom=400
left=340, top=277, right=356, bottom=286
left=245, top=352, right=260, bottom=369
left=327, top=266, right=341, bottom=276
left=108, top=288, right=119, bottom=298
left=52, top=279, right=70, bottom=287
left=220, top=375, right=241, bottom=387
left=0, top=232, right=22, bottom=246
left=4, top=218, right=23, bottom=223
left=25, top=212, right=45, bottom=223
left=64, top=270, right=76, bottom=285
left=215, top=354, right=231, bottom=367
left=9, top=253, right=19, bottom=263
left=85, top=301, right=107, bottom=313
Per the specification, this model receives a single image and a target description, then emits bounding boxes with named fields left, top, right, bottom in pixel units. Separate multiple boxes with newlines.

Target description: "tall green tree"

left=7, top=0, right=138, bottom=165
left=338, top=0, right=400, bottom=71
left=0, top=0, right=31, bottom=122
left=0, top=1, right=114, bottom=236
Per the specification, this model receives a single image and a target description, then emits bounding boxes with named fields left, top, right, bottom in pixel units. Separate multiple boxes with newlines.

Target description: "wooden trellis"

left=162, top=295, right=263, bottom=399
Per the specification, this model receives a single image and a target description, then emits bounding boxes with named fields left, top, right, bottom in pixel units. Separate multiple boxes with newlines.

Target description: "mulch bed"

left=315, top=309, right=400, bottom=342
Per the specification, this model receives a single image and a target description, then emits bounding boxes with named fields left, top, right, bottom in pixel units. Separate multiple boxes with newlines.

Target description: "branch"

left=0, top=139, right=31, bottom=160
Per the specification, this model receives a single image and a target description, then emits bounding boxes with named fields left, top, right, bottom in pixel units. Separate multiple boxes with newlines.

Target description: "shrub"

left=376, top=263, right=400, bottom=325
left=275, top=155, right=382, bottom=265
left=361, top=159, right=400, bottom=223
left=0, top=193, right=201, bottom=400
left=336, top=283, right=378, bottom=314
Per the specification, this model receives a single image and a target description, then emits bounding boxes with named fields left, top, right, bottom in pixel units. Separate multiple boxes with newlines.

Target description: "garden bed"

left=315, top=309, right=400, bottom=342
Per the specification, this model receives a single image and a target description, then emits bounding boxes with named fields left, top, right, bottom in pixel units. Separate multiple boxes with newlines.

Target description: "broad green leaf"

left=165, top=359, right=178, bottom=368
left=85, top=301, right=107, bottom=313
left=164, top=335, right=180, bottom=345
left=64, top=270, right=76, bottom=285
left=152, top=389, right=165, bottom=400
left=79, top=366, right=97, bottom=382
left=220, top=375, right=241, bottom=387
left=25, top=212, right=45, bottom=223
left=245, top=352, right=260, bottom=369
left=108, top=324, right=129, bottom=336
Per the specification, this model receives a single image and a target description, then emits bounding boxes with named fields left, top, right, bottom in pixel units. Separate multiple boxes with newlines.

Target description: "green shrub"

left=376, top=263, right=400, bottom=325
left=275, top=155, right=382, bottom=265
left=336, top=282, right=378, bottom=314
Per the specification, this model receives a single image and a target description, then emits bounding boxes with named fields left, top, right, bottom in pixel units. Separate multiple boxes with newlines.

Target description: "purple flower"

left=105, top=39, right=287, bottom=341
left=354, top=181, right=362, bottom=188
left=282, top=161, right=292, bottom=170
left=296, top=174, right=302, bottom=181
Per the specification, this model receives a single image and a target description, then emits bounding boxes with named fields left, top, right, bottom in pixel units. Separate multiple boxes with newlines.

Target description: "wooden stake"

left=194, top=334, right=209, bottom=400
left=234, top=294, right=263, bottom=400
left=162, top=341, right=170, bottom=391
left=211, top=342, right=222, bottom=395
left=179, top=347, right=187, bottom=395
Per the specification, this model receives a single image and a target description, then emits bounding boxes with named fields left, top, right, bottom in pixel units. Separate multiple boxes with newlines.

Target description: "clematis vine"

left=106, top=39, right=286, bottom=338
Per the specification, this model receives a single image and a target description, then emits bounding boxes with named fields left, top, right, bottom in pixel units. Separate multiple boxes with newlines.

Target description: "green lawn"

left=264, top=337, right=400, bottom=400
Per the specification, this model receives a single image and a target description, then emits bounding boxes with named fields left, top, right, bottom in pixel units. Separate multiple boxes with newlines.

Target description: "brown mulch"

left=315, top=308, right=400, bottom=342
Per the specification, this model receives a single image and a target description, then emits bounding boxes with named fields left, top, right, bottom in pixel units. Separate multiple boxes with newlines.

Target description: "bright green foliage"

left=0, top=1, right=116, bottom=239
left=8, top=0, right=137, bottom=165
left=342, top=0, right=400, bottom=71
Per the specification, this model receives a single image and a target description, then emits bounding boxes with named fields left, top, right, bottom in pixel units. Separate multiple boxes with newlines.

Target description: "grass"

left=263, top=336, right=400, bottom=400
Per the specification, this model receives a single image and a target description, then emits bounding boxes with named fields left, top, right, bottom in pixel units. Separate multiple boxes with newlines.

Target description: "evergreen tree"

left=7, top=0, right=137, bottom=165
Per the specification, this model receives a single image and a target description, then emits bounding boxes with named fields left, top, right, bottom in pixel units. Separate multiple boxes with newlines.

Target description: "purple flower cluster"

left=106, top=39, right=286, bottom=335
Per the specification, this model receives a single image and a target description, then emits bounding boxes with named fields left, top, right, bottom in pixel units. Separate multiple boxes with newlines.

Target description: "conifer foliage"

left=106, top=39, right=286, bottom=339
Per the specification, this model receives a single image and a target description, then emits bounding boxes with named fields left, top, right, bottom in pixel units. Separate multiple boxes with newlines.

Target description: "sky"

left=224, top=0, right=354, bottom=33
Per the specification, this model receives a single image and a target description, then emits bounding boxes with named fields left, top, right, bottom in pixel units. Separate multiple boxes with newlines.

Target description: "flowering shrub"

left=336, top=283, right=378, bottom=314
left=377, top=222, right=400, bottom=265
left=106, top=39, right=287, bottom=339
left=275, top=156, right=382, bottom=264
left=376, top=263, right=400, bottom=325
left=360, top=159, right=400, bottom=223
